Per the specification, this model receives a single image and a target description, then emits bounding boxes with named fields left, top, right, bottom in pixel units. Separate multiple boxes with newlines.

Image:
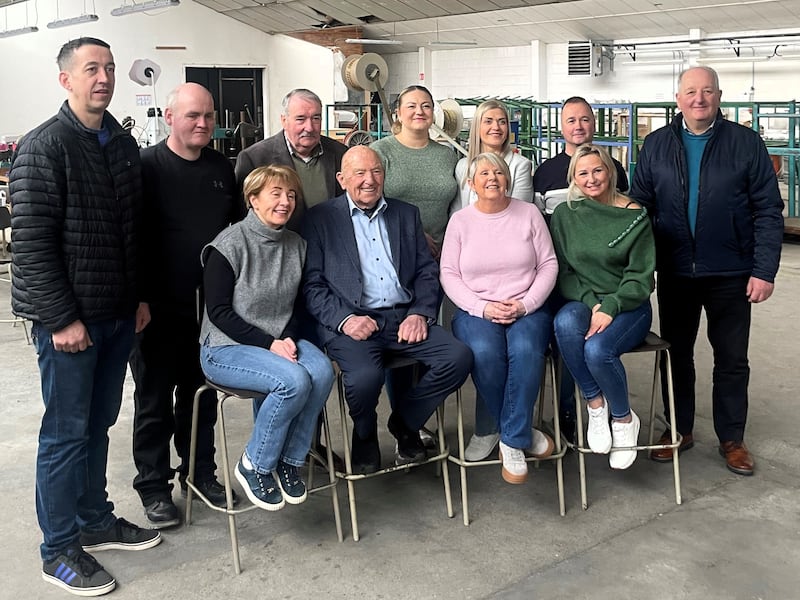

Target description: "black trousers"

left=326, top=317, right=472, bottom=441
left=657, top=273, right=752, bottom=442
left=129, top=310, right=217, bottom=505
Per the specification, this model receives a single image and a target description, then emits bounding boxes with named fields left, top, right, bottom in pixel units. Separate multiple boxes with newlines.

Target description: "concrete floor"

left=1, top=244, right=799, bottom=600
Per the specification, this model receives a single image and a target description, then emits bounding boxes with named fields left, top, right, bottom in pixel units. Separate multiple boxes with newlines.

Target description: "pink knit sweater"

left=440, top=199, right=558, bottom=318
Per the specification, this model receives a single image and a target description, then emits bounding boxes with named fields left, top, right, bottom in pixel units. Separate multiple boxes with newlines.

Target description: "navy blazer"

left=234, top=131, right=347, bottom=231
left=302, top=193, right=440, bottom=347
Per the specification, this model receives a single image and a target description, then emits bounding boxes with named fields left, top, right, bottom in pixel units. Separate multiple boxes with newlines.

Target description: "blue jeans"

left=200, top=339, right=334, bottom=473
left=32, top=317, right=136, bottom=561
left=554, top=301, right=651, bottom=420
left=452, top=308, right=552, bottom=449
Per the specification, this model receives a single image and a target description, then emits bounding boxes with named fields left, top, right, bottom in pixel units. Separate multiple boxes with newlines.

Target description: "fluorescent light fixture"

left=428, top=40, right=478, bottom=47
left=47, top=14, right=99, bottom=29
left=621, top=58, right=685, bottom=66
left=0, top=25, right=38, bottom=38
left=696, top=55, right=770, bottom=63
left=344, top=38, right=402, bottom=46
left=111, top=0, right=179, bottom=16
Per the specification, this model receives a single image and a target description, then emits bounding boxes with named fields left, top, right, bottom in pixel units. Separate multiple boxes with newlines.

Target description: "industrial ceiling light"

left=0, top=25, right=38, bottom=38
left=47, top=13, right=99, bottom=28
left=428, top=40, right=478, bottom=47
left=344, top=38, right=402, bottom=46
left=696, top=55, right=770, bottom=63
left=111, top=0, right=179, bottom=17
left=621, top=58, right=685, bottom=66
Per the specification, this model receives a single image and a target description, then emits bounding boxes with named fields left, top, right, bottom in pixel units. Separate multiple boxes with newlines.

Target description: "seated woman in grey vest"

left=199, top=164, right=334, bottom=511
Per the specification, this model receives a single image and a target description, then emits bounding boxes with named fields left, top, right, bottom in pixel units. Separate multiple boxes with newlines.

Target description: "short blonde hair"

left=566, top=144, right=618, bottom=202
left=468, top=152, right=511, bottom=189
left=243, top=164, right=304, bottom=207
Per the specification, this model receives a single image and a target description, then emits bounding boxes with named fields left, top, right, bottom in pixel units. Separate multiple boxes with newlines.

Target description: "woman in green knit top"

left=371, top=85, right=458, bottom=260
left=550, top=144, right=655, bottom=470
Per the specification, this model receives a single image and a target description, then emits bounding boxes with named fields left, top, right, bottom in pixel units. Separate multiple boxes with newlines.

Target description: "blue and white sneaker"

left=235, top=457, right=285, bottom=511
left=276, top=461, right=308, bottom=505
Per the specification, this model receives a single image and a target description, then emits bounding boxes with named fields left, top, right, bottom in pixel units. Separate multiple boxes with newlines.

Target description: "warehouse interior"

left=1, top=0, right=800, bottom=598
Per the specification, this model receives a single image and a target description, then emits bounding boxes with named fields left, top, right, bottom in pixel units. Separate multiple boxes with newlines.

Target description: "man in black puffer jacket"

left=10, top=37, right=160, bottom=597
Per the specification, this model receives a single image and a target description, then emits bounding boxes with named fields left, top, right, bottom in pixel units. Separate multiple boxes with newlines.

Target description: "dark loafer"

left=650, top=431, right=694, bottom=462
left=719, top=441, right=755, bottom=476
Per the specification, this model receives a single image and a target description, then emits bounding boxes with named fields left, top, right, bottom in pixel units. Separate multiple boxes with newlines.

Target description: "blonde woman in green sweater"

left=550, top=144, right=655, bottom=470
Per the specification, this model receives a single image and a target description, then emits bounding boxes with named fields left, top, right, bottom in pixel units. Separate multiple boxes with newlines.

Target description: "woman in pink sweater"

left=440, top=152, right=558, bottom=484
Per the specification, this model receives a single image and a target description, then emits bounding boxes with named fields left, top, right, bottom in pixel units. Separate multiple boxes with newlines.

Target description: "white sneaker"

left=526, top=428, right=555, bottom=459
left=498, top=441, right=528, bottom=484
left=609, top=410, right=641, bottom=470
left=586, top=400, right=612, bottom=454
left=464, top=432, right=500, bottom=462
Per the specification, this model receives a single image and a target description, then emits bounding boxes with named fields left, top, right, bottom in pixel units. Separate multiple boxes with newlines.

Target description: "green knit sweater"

left=371, top=135, right=458, bottom=245
left=550, top=198, right=655, bottom=318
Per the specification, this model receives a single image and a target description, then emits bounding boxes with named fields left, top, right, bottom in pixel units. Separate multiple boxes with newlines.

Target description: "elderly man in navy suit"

left=303, top=146, right=472, bottom=474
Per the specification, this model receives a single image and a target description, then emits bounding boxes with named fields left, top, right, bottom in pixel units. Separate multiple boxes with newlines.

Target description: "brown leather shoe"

left=649, top=431, right=694, bottom=462
left=719, top=441, right=755, bottom=476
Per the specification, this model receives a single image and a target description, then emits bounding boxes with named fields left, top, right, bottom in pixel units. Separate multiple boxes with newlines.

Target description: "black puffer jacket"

left=10, top=101, right=142, bottom=332
left=630, top=112, right=783, bottom=282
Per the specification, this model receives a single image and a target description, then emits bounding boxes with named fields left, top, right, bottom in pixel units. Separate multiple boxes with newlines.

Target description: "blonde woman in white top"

left=455, top=99, right=534, bottom=210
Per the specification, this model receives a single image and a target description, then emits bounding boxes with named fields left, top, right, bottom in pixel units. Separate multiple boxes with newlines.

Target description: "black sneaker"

left=276, top=461, right=307, bottom=505
left=234, top=458, right=285, bottom=511
left=42, top=546, right=116, bottom=596
left=350, top=426, right=381, bottom=474
left=181, top=478, right=240, bottom=508
left=560, top=411, right=577, bottom=446
left=143, top=498, right=181, bottom=530
left=80, top=518, right=162, bottom=552
left=388, top=413, right=427, bottom=465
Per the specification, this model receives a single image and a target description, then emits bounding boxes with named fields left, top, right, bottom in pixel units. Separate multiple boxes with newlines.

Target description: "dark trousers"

left=657, top=273, right=751, bottom=442
left=129, top=310, right=217, bottom=504
left=326, top=317, right=472, bottom=440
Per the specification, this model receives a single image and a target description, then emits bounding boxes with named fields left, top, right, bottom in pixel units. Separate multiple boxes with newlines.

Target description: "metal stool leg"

left=546, top=356, right=566, bottom=517
left=455, top=390, right=470, bottom=526
left=661, top=350, right=682, bottom=505
left=321, top=405, right=344, bottom=541
left=185, top=384, right=208, bottom=525
left=436, top=403, right=454, bottom=518
left=574, top=382, right=589, bottom=510
left=216, top=394, right=242, bottom=574
left=336, top=373, right=360, bottom=541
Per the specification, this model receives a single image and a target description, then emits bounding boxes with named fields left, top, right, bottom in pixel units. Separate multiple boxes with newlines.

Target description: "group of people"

left=7, top=34, right=784, bottom=598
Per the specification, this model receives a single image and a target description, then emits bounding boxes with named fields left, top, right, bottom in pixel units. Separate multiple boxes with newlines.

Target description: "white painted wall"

left=0, top=0, right=336, bottom=140
left=384, top=37, right=800, bottom=103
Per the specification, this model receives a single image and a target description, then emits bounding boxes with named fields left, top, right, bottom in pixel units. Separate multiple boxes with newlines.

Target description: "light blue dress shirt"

left=347, top=195, right=411, bottom=309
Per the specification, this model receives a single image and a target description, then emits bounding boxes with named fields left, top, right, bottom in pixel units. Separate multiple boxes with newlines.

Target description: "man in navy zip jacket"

left=630, top=66, right=783, bottom=476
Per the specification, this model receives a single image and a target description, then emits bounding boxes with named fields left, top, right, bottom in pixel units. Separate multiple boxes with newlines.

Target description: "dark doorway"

left=185, top=67, right=265, bottom=160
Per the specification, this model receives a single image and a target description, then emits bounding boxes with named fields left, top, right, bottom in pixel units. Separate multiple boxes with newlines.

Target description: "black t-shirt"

left=140, top=141, right=244, bottom=317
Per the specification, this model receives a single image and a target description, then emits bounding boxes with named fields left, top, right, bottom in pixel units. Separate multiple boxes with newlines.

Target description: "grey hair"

left=467, top=151, right=512, bottom=189
left=281, top=89, right=322, bottom=115
left=677, top=66, right=720, bottom=91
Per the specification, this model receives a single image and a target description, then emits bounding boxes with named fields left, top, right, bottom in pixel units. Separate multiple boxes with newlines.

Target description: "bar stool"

left=448, top=352, right=567, bottom=525
left=570, top=332, right=683, bottom=509
left=332, top=356, right=454, bottom=541
left=185, top=381, right=343, bottom=574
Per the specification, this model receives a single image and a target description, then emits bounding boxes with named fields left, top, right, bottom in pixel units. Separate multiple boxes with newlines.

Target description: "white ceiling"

left=190, top=0, right=800, bottom=53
